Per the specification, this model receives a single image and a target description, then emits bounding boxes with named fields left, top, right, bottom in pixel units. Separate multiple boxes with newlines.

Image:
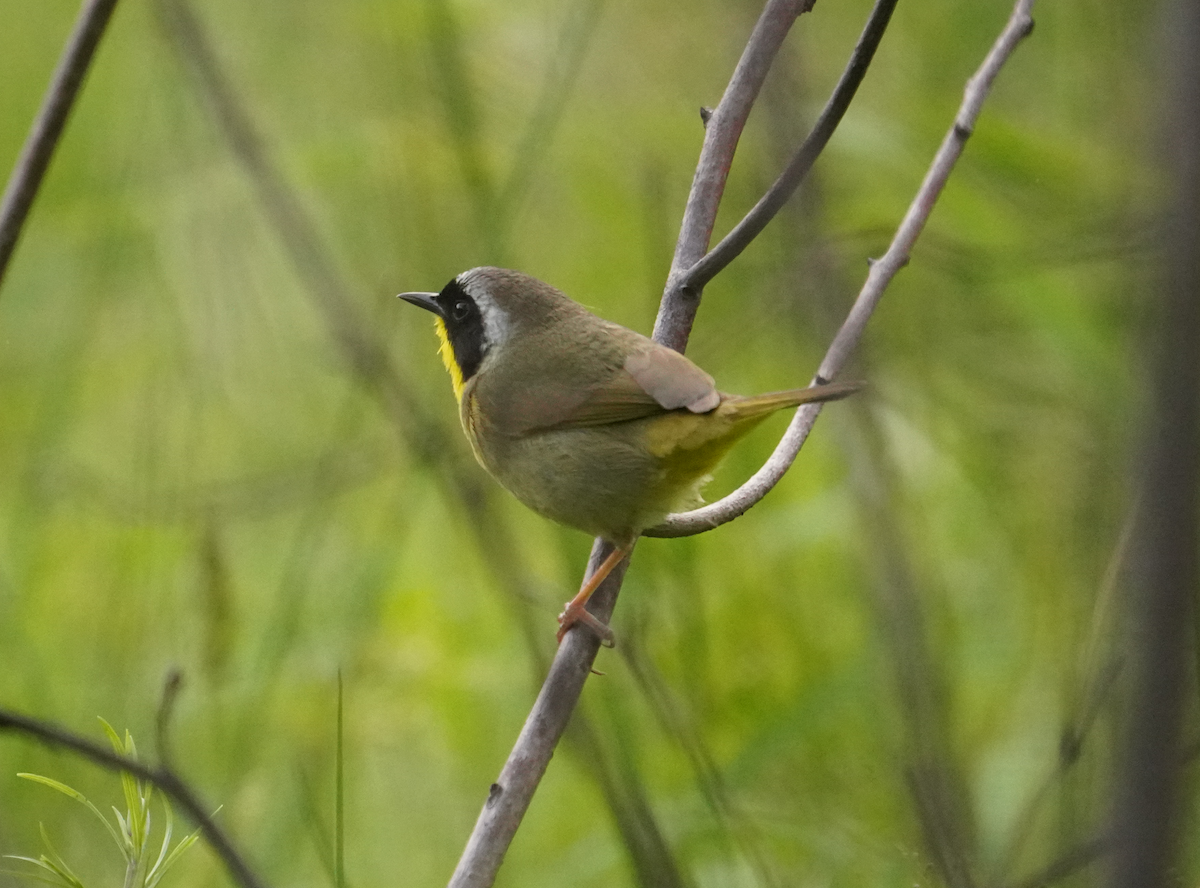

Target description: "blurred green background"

left=0, top=0, right=1167, bottom=886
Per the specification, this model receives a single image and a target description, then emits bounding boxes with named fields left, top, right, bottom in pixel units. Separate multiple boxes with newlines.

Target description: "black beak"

left=397, top=291, right=443, bottom=317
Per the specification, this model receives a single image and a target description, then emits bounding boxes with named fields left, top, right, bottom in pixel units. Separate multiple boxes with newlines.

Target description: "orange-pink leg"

left=557, top=544, right=631, bottom=646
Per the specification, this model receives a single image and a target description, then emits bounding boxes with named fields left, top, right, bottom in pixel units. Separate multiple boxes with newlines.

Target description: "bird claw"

left=557, top=602, right=616, bottom=647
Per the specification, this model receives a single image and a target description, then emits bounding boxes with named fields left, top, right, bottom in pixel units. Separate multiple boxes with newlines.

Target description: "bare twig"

left=159, top=7, right=685, bottom=883
left=0, top=707, right=269, bottom=888
left=646, top=0, right=1036, bottom=539
left=654, top=0, right=815, bottom=352
left=0, top=0, right=120, bottom=290
left=448, top=6, right=821, bottom=884
left=448, top=544, right=632, bottom=888
left=684, top=0, right=900, bottom=292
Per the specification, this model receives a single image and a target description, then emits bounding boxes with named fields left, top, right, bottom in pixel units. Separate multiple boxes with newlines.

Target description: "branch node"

left=699, top=106, right=714, bottom=127
left=953, top=121, right=973, bottom=141
left=487, top=783, right=503, bottom=808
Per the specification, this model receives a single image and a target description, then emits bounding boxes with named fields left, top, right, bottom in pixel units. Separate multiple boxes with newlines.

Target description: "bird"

left=398, top=267, right=858, bottom=645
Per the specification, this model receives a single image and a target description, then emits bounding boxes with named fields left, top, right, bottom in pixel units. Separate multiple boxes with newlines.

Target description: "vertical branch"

left=448, top=6, right=818, bottom=884
left=0, top=0, right=121, bottom=290
left=1105, top=1, right=1200, bottom=885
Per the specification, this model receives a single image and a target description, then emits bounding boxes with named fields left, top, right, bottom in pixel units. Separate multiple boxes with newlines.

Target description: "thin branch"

left=0, top=0, right=120, bottom=291
left=645, top=0, right=1036, bottom=539
left=160, top=9, right=685, bottom=884
left=448, top=543, right=632, bottom=888
left=448, top=6, right=820, bottom=884
left=684, top=0, right=899, bottom=292
left=0, top=707, right=268, bottom=888
left=653, top=0, right=816, bottom=353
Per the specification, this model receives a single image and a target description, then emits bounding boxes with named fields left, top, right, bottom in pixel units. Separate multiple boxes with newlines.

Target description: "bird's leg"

left=557, top=543, right=630, bottom=647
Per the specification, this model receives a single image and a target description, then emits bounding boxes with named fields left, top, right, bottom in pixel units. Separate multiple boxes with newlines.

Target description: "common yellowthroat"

left=399, top=267, right=857, bottom=644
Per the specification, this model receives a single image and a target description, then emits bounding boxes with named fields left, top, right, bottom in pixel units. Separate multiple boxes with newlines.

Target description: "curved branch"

left=683, top=0, right=899, bottom=292
left=0, top=0, right=120, bottom=291
left=0, top=707, right=269, bottom=888
left=645, top=0, right=1036, bottom=539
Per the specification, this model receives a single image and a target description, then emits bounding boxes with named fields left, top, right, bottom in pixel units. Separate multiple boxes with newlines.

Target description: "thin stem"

left=447, top=540, right=631, bottom=888
left=684, top=0, right=899, bottom=292
left=448, top=7, right=822, bottom=885
left=653, top=0, right=815, bottom=353
left=0, top=0, right=120, bottom=291
left=645, top=0, right=1036, bottom=539
left=0, top=707, right=268, bottom=888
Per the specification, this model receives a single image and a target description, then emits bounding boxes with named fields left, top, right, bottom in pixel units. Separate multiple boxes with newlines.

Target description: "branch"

left=0, top=0, right=120, bottom=291
left=684, top=0, right=899, bottom=292
left=0, top=706, right=269, bottom=888
left=645, top=0, right=1036, bottom=539
left=653, top=0, right=815, bottom=352
left=448, top=6, right=824, bottom=884
left=158, top=9, right=684, bottom=883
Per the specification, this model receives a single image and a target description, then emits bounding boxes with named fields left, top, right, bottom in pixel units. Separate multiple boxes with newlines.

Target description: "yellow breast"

left=435, top=317, right=465, bottom=403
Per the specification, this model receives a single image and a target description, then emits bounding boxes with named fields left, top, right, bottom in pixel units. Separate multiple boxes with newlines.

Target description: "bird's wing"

left=493, top=340, right=720, bottom=435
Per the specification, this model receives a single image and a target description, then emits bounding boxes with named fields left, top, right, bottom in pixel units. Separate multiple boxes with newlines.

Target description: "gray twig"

left=0, top=0, right=120, bottom=290
left=0, top=707, right=269, bottom=888
left=684, top=0, right=899, bottom=292
left=654, top=0, right=815, bottom=353
left=646, top=0, right=1036, bottom=539
left=449, top=5, right=821, bottom=887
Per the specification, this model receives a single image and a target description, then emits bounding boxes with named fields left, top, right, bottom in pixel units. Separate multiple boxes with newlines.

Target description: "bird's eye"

left=452, top=301, right=470, bottom=321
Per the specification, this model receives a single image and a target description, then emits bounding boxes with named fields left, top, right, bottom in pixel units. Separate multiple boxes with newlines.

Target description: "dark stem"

left=0, top=707, right=269, bottom=888
left=0, top=0, right=120, bottom=291
left=653, top=0, right=815, bottom=352
left=684, top=0, right=899, bottom=291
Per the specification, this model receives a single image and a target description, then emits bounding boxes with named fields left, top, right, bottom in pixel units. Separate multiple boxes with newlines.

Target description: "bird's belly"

left=474, top=424, right=701, bottom=543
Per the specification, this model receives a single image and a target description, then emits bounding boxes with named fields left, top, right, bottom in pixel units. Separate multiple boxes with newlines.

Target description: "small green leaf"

left=17, top=774, right=124, bottom=851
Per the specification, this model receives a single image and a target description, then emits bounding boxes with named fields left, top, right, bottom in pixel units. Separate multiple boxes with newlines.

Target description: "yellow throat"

left=435, top=317, right=465, bottom=403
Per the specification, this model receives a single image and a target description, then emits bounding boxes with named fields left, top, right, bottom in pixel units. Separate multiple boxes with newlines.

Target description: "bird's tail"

left=721, top=379, right=862, bottom=421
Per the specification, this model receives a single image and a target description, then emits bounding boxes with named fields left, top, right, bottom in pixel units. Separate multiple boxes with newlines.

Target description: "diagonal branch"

left=646, top=0, right=1036, bottom=539
left=683, top=0, right=899, bottom=293
left=0, top=706, right=269, bottom=888
left=0, top=0, right=120, bottom=291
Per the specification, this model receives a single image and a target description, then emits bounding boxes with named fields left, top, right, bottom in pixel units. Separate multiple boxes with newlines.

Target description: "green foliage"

left=0, top=0, right=1172, bottom=886
left=5, top=721, right=201, bottom=888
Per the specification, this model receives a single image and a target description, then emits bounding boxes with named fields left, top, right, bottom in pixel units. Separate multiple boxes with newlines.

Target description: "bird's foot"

left=557, top=602, right=615, bottom=647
